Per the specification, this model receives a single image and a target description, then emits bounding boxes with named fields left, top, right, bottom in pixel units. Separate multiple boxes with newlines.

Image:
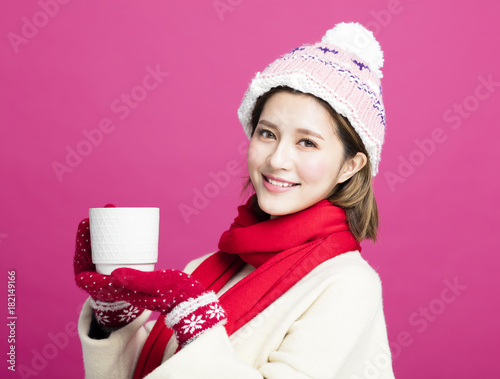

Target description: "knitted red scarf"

left=133, top=197, right=360, bottom=378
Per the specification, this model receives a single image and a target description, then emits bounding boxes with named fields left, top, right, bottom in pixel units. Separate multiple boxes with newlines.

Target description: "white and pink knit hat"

left=238, top=22, right=386, bottom=176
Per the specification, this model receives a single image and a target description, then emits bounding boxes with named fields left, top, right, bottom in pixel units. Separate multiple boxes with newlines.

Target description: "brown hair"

left=247, top=86, right=379, bottom=242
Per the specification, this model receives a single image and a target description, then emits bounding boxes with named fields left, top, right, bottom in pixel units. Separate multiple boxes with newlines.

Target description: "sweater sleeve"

left=78, top=297, right=154, bottom=379
left=144, top=254, right=394, bottom=379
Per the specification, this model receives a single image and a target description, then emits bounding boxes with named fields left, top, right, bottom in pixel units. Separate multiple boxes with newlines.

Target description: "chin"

left=257, top=197, right=298, bottom=218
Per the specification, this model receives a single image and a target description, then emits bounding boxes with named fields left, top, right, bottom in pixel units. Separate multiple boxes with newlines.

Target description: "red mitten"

left=112, top=268, right=226, bottom=347
left=73, top=208, right=143, bottom=330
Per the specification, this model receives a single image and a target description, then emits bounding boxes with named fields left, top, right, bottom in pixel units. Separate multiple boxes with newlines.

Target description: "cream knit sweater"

left=78, top=251, right=395, bottom=378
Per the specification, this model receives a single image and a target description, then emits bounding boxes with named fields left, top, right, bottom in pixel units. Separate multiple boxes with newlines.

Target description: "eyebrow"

left=258, top=120, right=325, bottom=141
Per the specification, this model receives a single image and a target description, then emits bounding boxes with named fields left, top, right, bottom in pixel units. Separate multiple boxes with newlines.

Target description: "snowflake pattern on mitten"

left=112, top=268, right=228, bottom=348
left=164, top=291, right=227, bottom=346
left=90, top=299, right=143, bottom=329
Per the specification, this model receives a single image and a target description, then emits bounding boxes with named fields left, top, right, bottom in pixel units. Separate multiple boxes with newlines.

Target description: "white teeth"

left=267, top=177, right=295, bottom=187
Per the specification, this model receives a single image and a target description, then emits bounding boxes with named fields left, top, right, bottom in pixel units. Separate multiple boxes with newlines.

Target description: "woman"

left=75, top=22, right=395, bottom=378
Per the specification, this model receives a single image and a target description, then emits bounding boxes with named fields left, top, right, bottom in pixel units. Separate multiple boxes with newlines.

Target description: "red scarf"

left=133, top=197, right=360, bottom=378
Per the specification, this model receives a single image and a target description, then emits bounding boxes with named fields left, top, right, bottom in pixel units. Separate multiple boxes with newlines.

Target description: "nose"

left=267, top=141, right=293, bottom=170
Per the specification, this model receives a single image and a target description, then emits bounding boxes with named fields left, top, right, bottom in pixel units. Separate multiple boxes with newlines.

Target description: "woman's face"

left=247, top=91, right=351, bottom=217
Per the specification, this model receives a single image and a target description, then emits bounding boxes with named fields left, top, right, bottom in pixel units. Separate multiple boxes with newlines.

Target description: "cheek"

left=247, top=141, right=261, bottom=173
left=298, top=154, right=339, bottom=184
left=247, top=140, right=266, bottom=169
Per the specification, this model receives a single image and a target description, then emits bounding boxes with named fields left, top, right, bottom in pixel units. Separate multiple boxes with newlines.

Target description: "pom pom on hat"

left=322, top=22, right=384, bottom=78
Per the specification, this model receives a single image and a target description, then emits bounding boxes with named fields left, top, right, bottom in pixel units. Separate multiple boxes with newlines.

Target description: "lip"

left=262, top=174, right=299, bottom=193
left=264, top=174, right=298, bottom=185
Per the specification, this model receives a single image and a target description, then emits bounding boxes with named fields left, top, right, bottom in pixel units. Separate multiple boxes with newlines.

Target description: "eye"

left=298, top=138, right=317, bottom=148
left=258, top=129, right=276, bottom=139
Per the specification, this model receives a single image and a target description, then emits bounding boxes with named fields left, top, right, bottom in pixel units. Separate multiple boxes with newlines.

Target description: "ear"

left=337, top=152, right=367, bottom=184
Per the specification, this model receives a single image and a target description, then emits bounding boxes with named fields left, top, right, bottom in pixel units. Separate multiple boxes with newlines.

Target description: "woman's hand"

left=73, top=206, right=143, bottom=330
left=111, top=268, right=227, bottom=348
left=73, top=207, right=226, bottom=345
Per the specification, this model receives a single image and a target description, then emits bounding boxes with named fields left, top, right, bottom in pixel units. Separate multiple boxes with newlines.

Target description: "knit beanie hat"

left=237, top=22, right=386, bottom=177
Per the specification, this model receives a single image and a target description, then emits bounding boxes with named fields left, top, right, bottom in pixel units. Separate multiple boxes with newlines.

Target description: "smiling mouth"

left=263, top=175, right=299, bottom=188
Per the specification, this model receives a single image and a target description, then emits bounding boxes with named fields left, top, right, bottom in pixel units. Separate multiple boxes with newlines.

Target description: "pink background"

left=2, top=0, right=499, bottom=378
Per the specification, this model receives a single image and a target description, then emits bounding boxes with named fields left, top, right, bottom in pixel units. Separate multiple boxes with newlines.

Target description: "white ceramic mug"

left=89, top=207, right=159, bottom=275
